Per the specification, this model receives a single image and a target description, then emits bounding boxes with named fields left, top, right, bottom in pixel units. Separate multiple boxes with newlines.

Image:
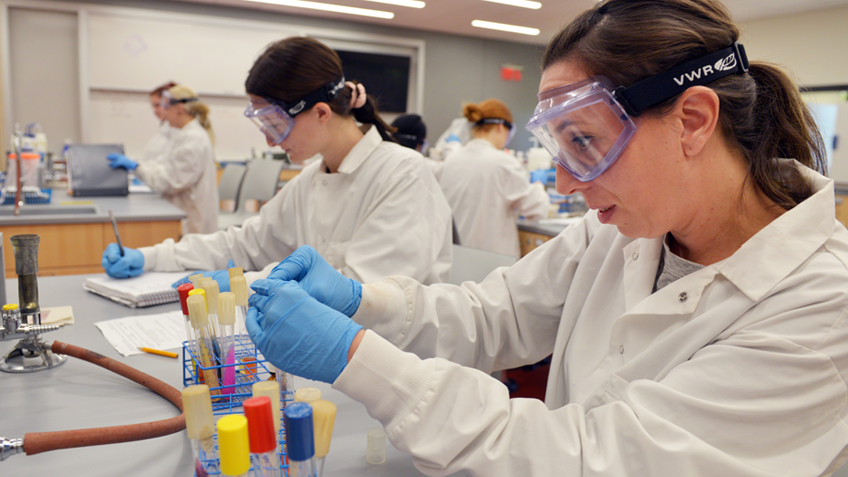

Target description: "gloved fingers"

left=267, top=245, right=319, bottom=282
left=250, top=278, right=287, bottom=296
left=106, top=153, right=122, bottom=160
left=127, top=249, right=144, bottom=268
left=227, top=259, right=235, bottom=269
left=127, top=267, right=145, bottom=278
left=245, top=308, right=265, bottom=342
left=103, top=243, right=122, bottom=263
left=171, top=274, right=192, bottom=289
left=248, top=291, right=276, bottom=312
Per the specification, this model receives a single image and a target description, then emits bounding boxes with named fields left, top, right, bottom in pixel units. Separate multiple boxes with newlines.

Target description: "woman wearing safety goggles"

left=242, top=1, right=848, bottom=476
left=437, top=99, right=550, bottom=257
left=101, top=36, right=452, bottom=289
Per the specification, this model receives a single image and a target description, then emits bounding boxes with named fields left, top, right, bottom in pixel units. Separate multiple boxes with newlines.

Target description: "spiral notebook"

left=83, top=272, right=194, bottom=308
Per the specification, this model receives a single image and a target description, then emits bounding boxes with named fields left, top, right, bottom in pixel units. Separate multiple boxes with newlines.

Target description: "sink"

left=0, top=205, right=101, bottom=216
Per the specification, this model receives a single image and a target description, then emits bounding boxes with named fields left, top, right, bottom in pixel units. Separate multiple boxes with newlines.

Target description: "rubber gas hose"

left=18, top=341, right=185, bottom=456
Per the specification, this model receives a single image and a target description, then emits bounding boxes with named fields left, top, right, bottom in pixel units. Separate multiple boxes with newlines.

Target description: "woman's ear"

left=314, top=102, right=333, bottom=126
left=674, top=86, right=720, bottom=157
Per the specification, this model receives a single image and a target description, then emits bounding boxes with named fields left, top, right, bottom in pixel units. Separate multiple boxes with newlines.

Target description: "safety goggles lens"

left=244, top=102, right=295, bottom=144
left=527, top=79, right=636, bottom=182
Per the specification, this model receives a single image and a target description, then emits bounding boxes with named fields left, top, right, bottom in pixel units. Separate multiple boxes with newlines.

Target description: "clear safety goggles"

left=160, top=91, right=197, bottom=110
left=244, top=77, right=346, bottom=145
left=526, top=42, right=749, bottom=182
left=476, top=118, right=516, bottom=148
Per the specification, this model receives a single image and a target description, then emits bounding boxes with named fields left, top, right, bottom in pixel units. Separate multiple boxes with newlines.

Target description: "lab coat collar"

left=336, top=125, right=382, bottom=174
left=466, top=138, right=498, bottom=151
left=717, top=160, right=835, bottom=302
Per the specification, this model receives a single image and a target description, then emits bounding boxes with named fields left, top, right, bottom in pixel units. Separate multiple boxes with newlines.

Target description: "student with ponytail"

left=108, top=84, right=218, bottom=235
left=102, top=37, right=452, bottom=289
left=241, top=1, right=848, bottom=475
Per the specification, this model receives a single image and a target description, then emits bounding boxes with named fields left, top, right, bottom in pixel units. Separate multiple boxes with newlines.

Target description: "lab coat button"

left=678, top=292, right=688, bottom=302
left=322, top=180, right=328, bottom=185
left=619, top=345, right=624, bottom=354
left=631, top=251, right=639, bottom=260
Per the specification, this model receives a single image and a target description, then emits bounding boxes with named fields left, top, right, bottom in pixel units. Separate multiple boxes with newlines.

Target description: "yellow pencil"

left=138, top=347, right=179, bottom=359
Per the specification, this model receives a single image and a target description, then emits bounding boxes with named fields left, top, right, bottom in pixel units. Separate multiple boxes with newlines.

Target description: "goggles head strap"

left=268, top=76, right=346, bottom=118
left=475, top=118, right=513, bottom=129
left=613, top=41, right=749, bottom=117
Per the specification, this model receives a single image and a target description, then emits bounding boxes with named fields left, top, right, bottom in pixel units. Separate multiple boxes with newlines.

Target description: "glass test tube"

left=218, top=415, right=251, bottom=477
left=187, top=293, right=220, bottom=394
left=201, top=280, right=223, bottom=362
left=177, top=283, right=195, bottom=346
left=218, top=292, right=238, bottom=396
left=244, top=396, right=280, bottom=477
left=294, top=387, right=322, bottom=405
left=285, top=402, right=318, bottom=477
left=311, top=399, right=337, bottom=477
left=182, top=384, right=218, bottom=475
left=230, top=275, right=249, bottom=338
left=252, top=381, right=282, bottom=438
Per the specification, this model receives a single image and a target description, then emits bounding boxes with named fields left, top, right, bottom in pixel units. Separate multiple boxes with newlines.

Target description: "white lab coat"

left=440, top=139, right=549, bottom=257
left=140, top=126, right=452, bottom=285
left=335, top=161, right=848, bottom=476
left=141, top=121, right=172, bottom=164
left=135, top=119, right=218, bottom=235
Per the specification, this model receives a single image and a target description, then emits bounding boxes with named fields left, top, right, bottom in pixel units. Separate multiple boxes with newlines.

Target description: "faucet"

left=11, top=131, right=22, bottom=216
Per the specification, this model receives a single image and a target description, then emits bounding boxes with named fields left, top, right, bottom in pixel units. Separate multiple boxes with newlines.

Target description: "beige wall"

left=740, top=5, right=848, bottom=88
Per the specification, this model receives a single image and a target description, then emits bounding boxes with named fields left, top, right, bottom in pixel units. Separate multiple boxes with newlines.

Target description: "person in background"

left=438, top=99, right=549, bottom=257
left=142, top=81, right=177, bottom=165
left=243, top=0, right=848, bottom=475
left=391, top=113, right=428, bottom=153
left=107, top=84, right=219, bottom=235
left=101, top=37, right=451, bottom=289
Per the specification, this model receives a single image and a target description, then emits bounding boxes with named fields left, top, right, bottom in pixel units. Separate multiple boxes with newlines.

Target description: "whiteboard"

left=87, top=12, right=302, bottom=95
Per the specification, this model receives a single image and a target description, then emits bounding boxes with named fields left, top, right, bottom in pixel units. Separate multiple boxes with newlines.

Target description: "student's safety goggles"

left=244, top=77, right=346, bottom=145
left=476, top=118, right=516, bottom=148
left=526, top=42, right=748, bottom=182
left=160, top=91, right=197, bottom=109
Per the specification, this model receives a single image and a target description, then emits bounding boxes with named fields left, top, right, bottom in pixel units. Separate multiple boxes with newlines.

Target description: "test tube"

left=244, top=396, right=280, bottom=477
left=177, top=283, right=195, bottom=346
left=230, top=275, right=249, bottom=337
left=311, top=399, right=337, bottom=477
left=294, top=387, right=322, bottom=405
left=366, top=428, right=387, bottom=465
left=188, top=273, right=205, bottom=288
left=182, top=384, right=218, bottom=475
left=217, top=415, right=251, bottom=477
left=252, top=381, right=282, bottom=437
left=201, top=280, right=222, bottom=346
left=285, top=402, right=318, bottom=477
left=187, top=293, right=220, bottom=394
left=218, top=292, right=237, bottom=396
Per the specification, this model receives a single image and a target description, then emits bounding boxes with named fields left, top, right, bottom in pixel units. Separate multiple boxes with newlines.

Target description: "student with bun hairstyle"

left=102, top=37, right=451, bottom=289
left=438, top=98, right=549, bottom=256
left=107, top=84, right=218, bottom=235
left=243, top=1, right=848, bottom=475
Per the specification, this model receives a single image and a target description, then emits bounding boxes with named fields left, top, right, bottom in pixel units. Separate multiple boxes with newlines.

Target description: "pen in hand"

left=108, top=209, right=125, bottom=257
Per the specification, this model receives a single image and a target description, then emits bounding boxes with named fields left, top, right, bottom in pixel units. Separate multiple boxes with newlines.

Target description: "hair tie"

left=346, top=81, right=367, bottom=109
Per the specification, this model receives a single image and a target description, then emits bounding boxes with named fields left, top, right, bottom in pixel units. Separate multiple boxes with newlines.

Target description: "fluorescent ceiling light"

left=483, top=0, right=542, bottom=9
left=471, top=20, right=540, bottom=36
left=244, top=0, right=394, bottom=19
left=365, top=0, right=426, bottom=8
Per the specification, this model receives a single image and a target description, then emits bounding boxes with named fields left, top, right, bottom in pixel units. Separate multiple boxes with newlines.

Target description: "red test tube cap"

left=178, top=283, right=194, bottom=316
left=243, top=396, right=277, bottom=453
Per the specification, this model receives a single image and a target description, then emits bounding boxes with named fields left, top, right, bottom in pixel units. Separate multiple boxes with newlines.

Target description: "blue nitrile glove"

left=107, top=153, right=138, bottom=171
left=101, top=243, right=145, bottom=278
left=171, top=259, right=235, bottom=292
left=267, top=245, right=361, bottom=317
left=529, top=168, right=548, bottom=184
left=246, top=279, right=363, bottom=383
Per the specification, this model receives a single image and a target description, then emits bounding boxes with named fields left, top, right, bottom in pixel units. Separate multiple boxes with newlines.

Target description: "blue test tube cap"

left=284, top=402, right=315, bottom=461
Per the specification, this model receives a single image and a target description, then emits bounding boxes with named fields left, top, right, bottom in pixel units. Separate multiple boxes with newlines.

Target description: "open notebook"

left=84, top=272, right=195, bottom=308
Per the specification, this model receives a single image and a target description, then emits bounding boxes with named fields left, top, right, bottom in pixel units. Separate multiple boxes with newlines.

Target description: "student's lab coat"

left=134, top=119, right=218, bottom=235
left=140, top=126, right=452, bottom=285
left=336, top=161, right=848, bottom=476
left=440, top=139, right=549, bottom=257
left=141, top=121, right=172, bottom=164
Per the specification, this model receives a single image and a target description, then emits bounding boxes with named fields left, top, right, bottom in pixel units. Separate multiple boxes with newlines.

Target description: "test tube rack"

left=182, top=335, right=294, bottom=476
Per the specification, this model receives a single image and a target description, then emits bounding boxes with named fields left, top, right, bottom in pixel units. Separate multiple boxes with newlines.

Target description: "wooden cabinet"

left=4, top=220, right=181, bottom=278
left=519, top=230, right=553, bottom=257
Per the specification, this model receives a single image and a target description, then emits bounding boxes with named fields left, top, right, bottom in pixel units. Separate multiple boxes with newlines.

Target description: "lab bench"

left=1, top=274, right=456, bottom=477
left=1, top=189, right=184, bottom=278
left=517, top=217, right=578, bottom=256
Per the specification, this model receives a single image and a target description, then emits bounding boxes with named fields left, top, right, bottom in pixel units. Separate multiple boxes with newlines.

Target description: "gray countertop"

left=518, top=216, right=582, bottom=237
left=1, top=274, right=452, bottom=476
left=0, top=188, right=186, bottom=226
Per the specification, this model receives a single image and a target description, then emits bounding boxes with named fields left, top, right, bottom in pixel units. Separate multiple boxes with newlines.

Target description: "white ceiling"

left=176, top=0, right=848, bottom=46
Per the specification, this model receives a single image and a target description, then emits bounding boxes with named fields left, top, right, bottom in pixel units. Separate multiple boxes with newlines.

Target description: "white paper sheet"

left=94, top=311, right=187, bottom=357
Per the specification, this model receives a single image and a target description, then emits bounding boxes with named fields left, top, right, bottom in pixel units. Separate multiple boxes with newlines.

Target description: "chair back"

left=237, top=158, right=285, bottom=210
left=218, top=163, right=247, bottom=206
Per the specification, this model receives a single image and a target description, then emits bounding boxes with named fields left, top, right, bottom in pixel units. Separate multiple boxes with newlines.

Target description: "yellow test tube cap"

left=218, top=292, right=236, bottom=326
left=252, top=380, right=281, bottom=434
left=312, top=399, right=337, bottom=459
left=217, top=414, right=251, bottom=476
left=202, top=281, right=220, bottom=314
left=182, top=385, right=214, bottom=440
left=187, top=294, right=209, bottom=328
left=228, top=267, right=243, bottom=280
left=2, top=303, right=19, bottom=311
left=188, top=288, right=206, bottom=301
left=230, top=276, right=249, bottom=307
left=188, top=273, right=204, bottom=287
left=294, top=386, right=322, bottom=404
